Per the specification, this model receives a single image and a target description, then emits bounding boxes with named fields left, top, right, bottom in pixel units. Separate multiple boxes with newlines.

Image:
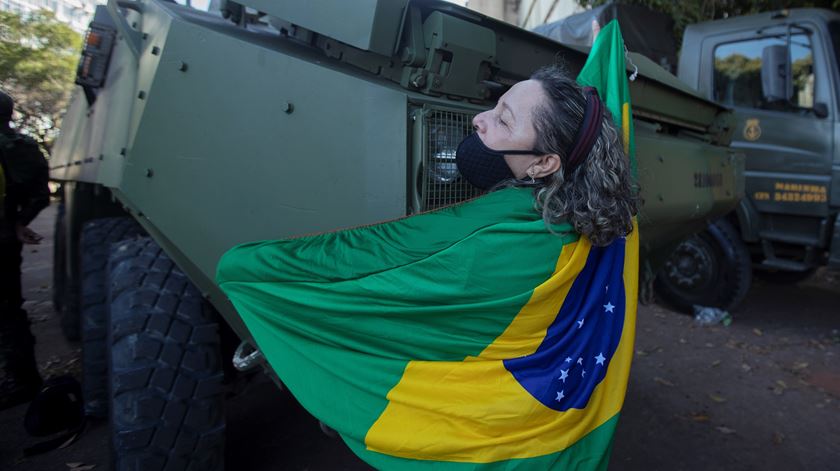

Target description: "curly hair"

left=525, top=65, right=637, bottom=246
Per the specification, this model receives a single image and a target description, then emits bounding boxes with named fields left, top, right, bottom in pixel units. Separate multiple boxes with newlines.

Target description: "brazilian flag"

left=217, top=20, right=638, bottom=470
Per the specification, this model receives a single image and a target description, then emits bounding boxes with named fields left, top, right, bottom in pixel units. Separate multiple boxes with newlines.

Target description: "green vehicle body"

left=678, top=8, right=840, bottom=275
left=49, top=0, right=742, bottom=467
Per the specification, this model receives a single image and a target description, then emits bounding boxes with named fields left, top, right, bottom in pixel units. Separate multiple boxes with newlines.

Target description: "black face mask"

left=455, top=132, right=542, bottom=190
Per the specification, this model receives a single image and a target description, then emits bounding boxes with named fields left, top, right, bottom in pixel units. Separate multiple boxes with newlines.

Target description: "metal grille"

left=420, top=109, right=484, bottom=211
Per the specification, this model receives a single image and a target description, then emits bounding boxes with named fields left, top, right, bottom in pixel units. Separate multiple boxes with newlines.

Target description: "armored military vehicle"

left=49, top=0, right=742, bottom=469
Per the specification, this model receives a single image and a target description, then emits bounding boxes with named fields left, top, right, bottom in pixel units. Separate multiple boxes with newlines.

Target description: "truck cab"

left=657, top=9, right=840, bottom=311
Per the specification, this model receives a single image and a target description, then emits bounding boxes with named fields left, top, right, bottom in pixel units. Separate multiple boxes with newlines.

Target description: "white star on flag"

left=603, top=302, right=615, bottom=313
left=577, top=357, right=583, bottom=365
left=577, top=318, right=584, bottom=329
left=581, top=369, right=586, bottom=378
left=556, top=390, right=565, bottom=402
left=558, top=369, right=568, bottom=382
left=595, top=353, right=606, bottom=365
left=565, top=357, right=572, bottom=363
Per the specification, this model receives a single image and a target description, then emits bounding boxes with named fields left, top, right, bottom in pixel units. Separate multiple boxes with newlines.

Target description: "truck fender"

left=829, top=213, right=840, bottom=269
left=734, top=198, right=761, bottom=242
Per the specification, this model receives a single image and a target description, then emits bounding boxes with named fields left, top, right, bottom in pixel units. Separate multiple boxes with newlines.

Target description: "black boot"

left=0, top=313, right=43, bottom=411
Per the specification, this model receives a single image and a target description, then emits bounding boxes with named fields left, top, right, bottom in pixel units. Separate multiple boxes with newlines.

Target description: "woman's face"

left=472, top=79, right=548, bottom=179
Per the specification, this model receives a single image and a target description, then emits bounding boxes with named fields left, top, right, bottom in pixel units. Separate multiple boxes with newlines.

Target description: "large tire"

left=80, top=217, right=145, bottom=417
left=107, top=237, right=225, bottom=471
left=655, top=219, right=752, bottom=313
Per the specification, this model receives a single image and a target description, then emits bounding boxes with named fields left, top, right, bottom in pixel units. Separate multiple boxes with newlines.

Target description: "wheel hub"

left=665, top=238, right=716, bottom=289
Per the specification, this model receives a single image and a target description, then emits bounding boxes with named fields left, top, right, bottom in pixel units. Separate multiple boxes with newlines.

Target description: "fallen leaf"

left=776, top=380, right=788, bottom=389
left=690, top=413, right=710, bottom=422
left=711, top=360, right=722, bottom=367
left=716, top=426, right=736, bottom=434
left=741, top=363, right=752, bottom=372
left=679, top=338, right=687, bottom=344
left=792, top=362, right=809, bottom=371
left=709, top=393, right=727, bottom=403
left=636, top=349, right=647, bottom=356
left=654, top=377, right=674, bottom=387
left=753, top=328, right=763, bottom=336
left=705, top=343, right=715, bottom=348
left=67, top=464, right=83, bottom=469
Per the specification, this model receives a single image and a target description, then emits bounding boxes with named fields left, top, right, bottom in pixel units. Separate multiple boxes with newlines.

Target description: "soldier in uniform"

left=0, top=90, right=50, bottom=410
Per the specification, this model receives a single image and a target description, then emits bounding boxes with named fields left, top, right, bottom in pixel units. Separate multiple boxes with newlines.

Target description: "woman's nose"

left=472, top=112, right=487, bottom=133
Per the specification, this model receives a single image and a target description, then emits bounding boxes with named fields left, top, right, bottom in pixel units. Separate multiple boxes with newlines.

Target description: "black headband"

left=564, top=87, right=604, bottom=176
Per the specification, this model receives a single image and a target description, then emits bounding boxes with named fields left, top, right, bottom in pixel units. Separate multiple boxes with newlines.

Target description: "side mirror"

left=761, top=45, right=791, bottom=102
left=813, top=102, right=829, bottom=118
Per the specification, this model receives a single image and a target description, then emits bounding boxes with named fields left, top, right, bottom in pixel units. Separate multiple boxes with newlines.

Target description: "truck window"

left=714, top=31, right=815, bottom=111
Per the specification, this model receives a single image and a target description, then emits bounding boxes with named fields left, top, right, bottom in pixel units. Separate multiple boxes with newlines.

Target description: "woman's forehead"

left=501, top=80, right=546, bottom=119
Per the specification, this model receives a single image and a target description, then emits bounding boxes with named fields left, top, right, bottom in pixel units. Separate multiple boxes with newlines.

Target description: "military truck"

left=537, top=6, right=840, bottom=312
left=656, top=8, right=840, bottom=311
left=49, top=0, right=742, bottom=469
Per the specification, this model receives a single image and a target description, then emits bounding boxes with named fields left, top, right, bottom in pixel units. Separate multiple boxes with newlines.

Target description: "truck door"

left=711, top=24, right=834, bottom=267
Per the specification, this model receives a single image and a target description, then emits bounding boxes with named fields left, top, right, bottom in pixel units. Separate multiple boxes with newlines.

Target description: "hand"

left=15, top=224, right=43, bottom=244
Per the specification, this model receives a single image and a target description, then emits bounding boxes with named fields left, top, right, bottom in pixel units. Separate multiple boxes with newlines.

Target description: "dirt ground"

left=1, top=203, right=838, bottom=470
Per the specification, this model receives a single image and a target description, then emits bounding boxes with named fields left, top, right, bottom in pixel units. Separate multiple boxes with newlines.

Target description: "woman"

left=217, top=63, right=640, bottom=469
left=456, top=64, right=637, bottom=246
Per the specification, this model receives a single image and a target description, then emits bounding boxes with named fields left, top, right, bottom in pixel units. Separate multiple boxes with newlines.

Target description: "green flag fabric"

left=577, top=20, right=637, bottom=176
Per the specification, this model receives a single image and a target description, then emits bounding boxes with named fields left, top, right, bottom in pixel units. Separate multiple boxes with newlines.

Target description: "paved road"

left=1, top=204, right=838, bottom=470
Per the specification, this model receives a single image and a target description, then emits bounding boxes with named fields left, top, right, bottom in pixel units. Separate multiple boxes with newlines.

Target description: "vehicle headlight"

left=413, top=107, right=484, bottom=212
left=429, top=148, right=459, bottom=184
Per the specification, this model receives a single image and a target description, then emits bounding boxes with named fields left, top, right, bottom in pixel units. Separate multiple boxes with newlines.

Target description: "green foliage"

left=577, top=0, right=840, bottom=43
left=0, top=9, right=82, bottom=152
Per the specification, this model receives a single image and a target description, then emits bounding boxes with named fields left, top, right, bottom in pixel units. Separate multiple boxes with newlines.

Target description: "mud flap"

left=829, top=214, right=840, bottom=269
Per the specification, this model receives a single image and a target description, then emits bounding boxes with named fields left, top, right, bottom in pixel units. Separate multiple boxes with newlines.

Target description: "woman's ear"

left=530, top=153, right=562, bottom=178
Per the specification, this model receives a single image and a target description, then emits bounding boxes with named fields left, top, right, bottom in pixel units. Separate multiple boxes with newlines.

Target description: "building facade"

left=0, top=0, right=102, bottom=32
left=460, top=0, right=585, bottom=29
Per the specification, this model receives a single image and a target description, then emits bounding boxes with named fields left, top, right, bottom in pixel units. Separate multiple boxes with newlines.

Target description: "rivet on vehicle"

left=151, top=46, right=161, bottom=55
left=142, top=33, right=148, bottom=40
left=658, top=194, right=664, bottom=202
left=658, top=155, right=664, bottom=163
left=284, top=102, right=294, bottom=114
left=145, top=168, right=154, bottom=178
left=120, top=148, right=126, bottom=156
left=178, top=62, right=189, bottom=72
left=138, top=91, right=146, bottom=100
